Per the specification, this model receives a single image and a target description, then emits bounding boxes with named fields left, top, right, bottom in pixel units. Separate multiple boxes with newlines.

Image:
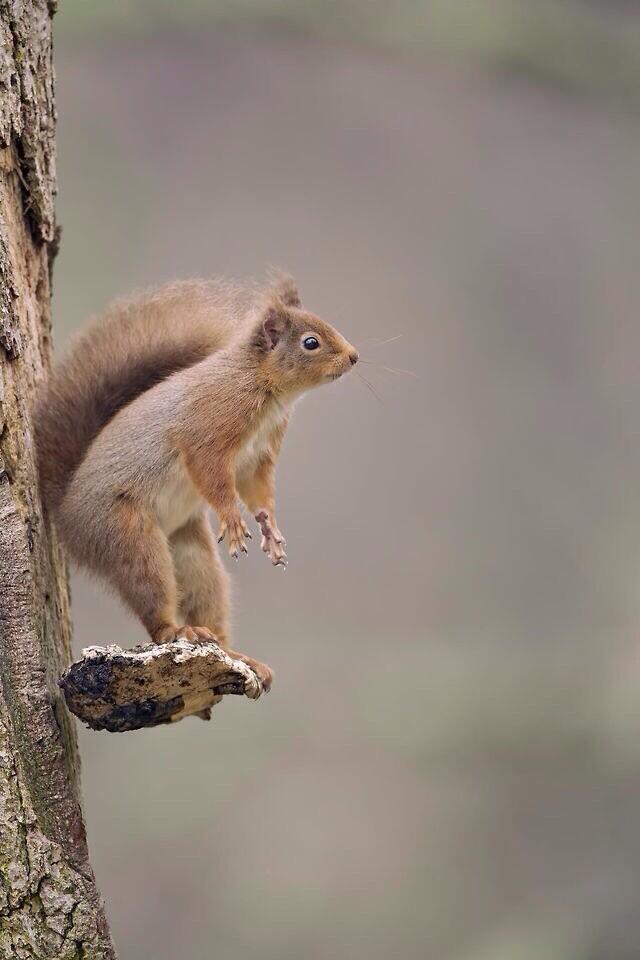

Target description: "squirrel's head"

left=250, top=277, right=358, bottom=393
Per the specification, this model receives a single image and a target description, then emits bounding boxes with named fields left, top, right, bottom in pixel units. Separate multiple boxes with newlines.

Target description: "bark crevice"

left=0, top=0, right=57, bottom=242
left=0, top=2, right=116, bottom=957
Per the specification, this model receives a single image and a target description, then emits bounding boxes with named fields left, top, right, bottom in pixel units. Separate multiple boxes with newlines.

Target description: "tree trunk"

left=0, top=3, right=116, bottom=957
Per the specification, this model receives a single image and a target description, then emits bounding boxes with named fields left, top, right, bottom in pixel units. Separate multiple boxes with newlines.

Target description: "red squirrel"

left=34, top=275, right=358, bottom=688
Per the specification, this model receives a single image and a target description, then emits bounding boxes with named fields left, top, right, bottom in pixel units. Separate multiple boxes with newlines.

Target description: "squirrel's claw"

left=218, top=514, right=251, bottom=559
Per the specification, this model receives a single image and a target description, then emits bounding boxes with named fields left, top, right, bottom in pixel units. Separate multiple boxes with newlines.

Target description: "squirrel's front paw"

left=255, top=510, right=287, bottom=568
left=218, top=512, right=252, bottom=560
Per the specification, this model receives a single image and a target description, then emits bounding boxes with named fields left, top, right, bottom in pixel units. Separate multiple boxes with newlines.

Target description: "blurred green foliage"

left=57, top=0, right=640, bottom=105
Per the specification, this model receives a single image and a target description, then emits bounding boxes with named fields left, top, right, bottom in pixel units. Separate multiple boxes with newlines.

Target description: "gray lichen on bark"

left=0, top=2, right=116, bottom=957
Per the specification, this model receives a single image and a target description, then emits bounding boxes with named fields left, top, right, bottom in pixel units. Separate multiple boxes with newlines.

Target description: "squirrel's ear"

left=253, top=303, right=291, bottom=351
left=272, top=274, right=301, bottom=308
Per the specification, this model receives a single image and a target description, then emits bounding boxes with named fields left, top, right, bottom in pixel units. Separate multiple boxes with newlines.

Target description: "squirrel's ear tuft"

left=253, top=301, right=291, bottom=351
left=268, top=271, right=301, bottom=308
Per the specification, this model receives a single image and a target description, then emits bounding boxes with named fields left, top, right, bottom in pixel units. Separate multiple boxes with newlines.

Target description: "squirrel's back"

left=34, top=278, right=252, bottom=512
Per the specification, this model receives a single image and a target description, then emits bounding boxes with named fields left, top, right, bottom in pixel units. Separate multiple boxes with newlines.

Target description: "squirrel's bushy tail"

left=34, top=280, right=246, bottom=512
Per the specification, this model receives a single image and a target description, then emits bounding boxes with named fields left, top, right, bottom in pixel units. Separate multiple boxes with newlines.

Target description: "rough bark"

left=0, top=2, right=116, bottom=957
left=60, top=639, right=266, bottom=732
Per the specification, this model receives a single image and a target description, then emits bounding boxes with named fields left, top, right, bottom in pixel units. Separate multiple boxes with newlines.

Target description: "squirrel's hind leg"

left=170, top=509, right=231, bottom=645
left=100, top=498, right=181, bottom=644
left=170, top=510, right=273, bottom=691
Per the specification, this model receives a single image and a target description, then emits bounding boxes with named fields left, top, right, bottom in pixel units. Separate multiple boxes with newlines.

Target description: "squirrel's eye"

left=302, top=336, right=320, bottom=351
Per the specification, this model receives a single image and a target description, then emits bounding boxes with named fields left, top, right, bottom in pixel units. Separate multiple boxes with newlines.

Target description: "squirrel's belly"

left=154, top=457, right=203, bottom=536
left=236, top=404, right=288, bottom=478
left=236, top=435, right=266, bottom=476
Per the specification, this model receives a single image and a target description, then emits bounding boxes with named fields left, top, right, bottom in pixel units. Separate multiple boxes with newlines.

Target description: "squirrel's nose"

left=349, top=350, right=359, bottom=366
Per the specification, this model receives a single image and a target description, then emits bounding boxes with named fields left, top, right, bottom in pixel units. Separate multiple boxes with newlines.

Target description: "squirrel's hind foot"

left=151, top=624, right=217, bottom=645
left=227, top=649, right=274, bottom=692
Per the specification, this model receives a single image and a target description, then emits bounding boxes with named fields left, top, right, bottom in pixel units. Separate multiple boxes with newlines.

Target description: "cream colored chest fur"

left=234, top=400, right=289, bottom=480
left=154, top=399, right=289, bottom=536
left=154, top=456, right=203, bottom=536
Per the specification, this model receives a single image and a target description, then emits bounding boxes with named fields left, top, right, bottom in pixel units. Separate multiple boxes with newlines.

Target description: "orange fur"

left=34, top=275, right=358, bottom=686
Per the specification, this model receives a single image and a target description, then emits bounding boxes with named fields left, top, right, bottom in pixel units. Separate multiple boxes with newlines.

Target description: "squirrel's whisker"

left=355, top=370, right=383, bottom=403
left=366, top=334, right=403, bottom=348
left=359, top=359, right=417, bottom=378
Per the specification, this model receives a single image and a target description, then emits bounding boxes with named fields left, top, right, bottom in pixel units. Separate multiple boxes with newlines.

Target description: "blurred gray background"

left=54, top=2, right=640, bottom=958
